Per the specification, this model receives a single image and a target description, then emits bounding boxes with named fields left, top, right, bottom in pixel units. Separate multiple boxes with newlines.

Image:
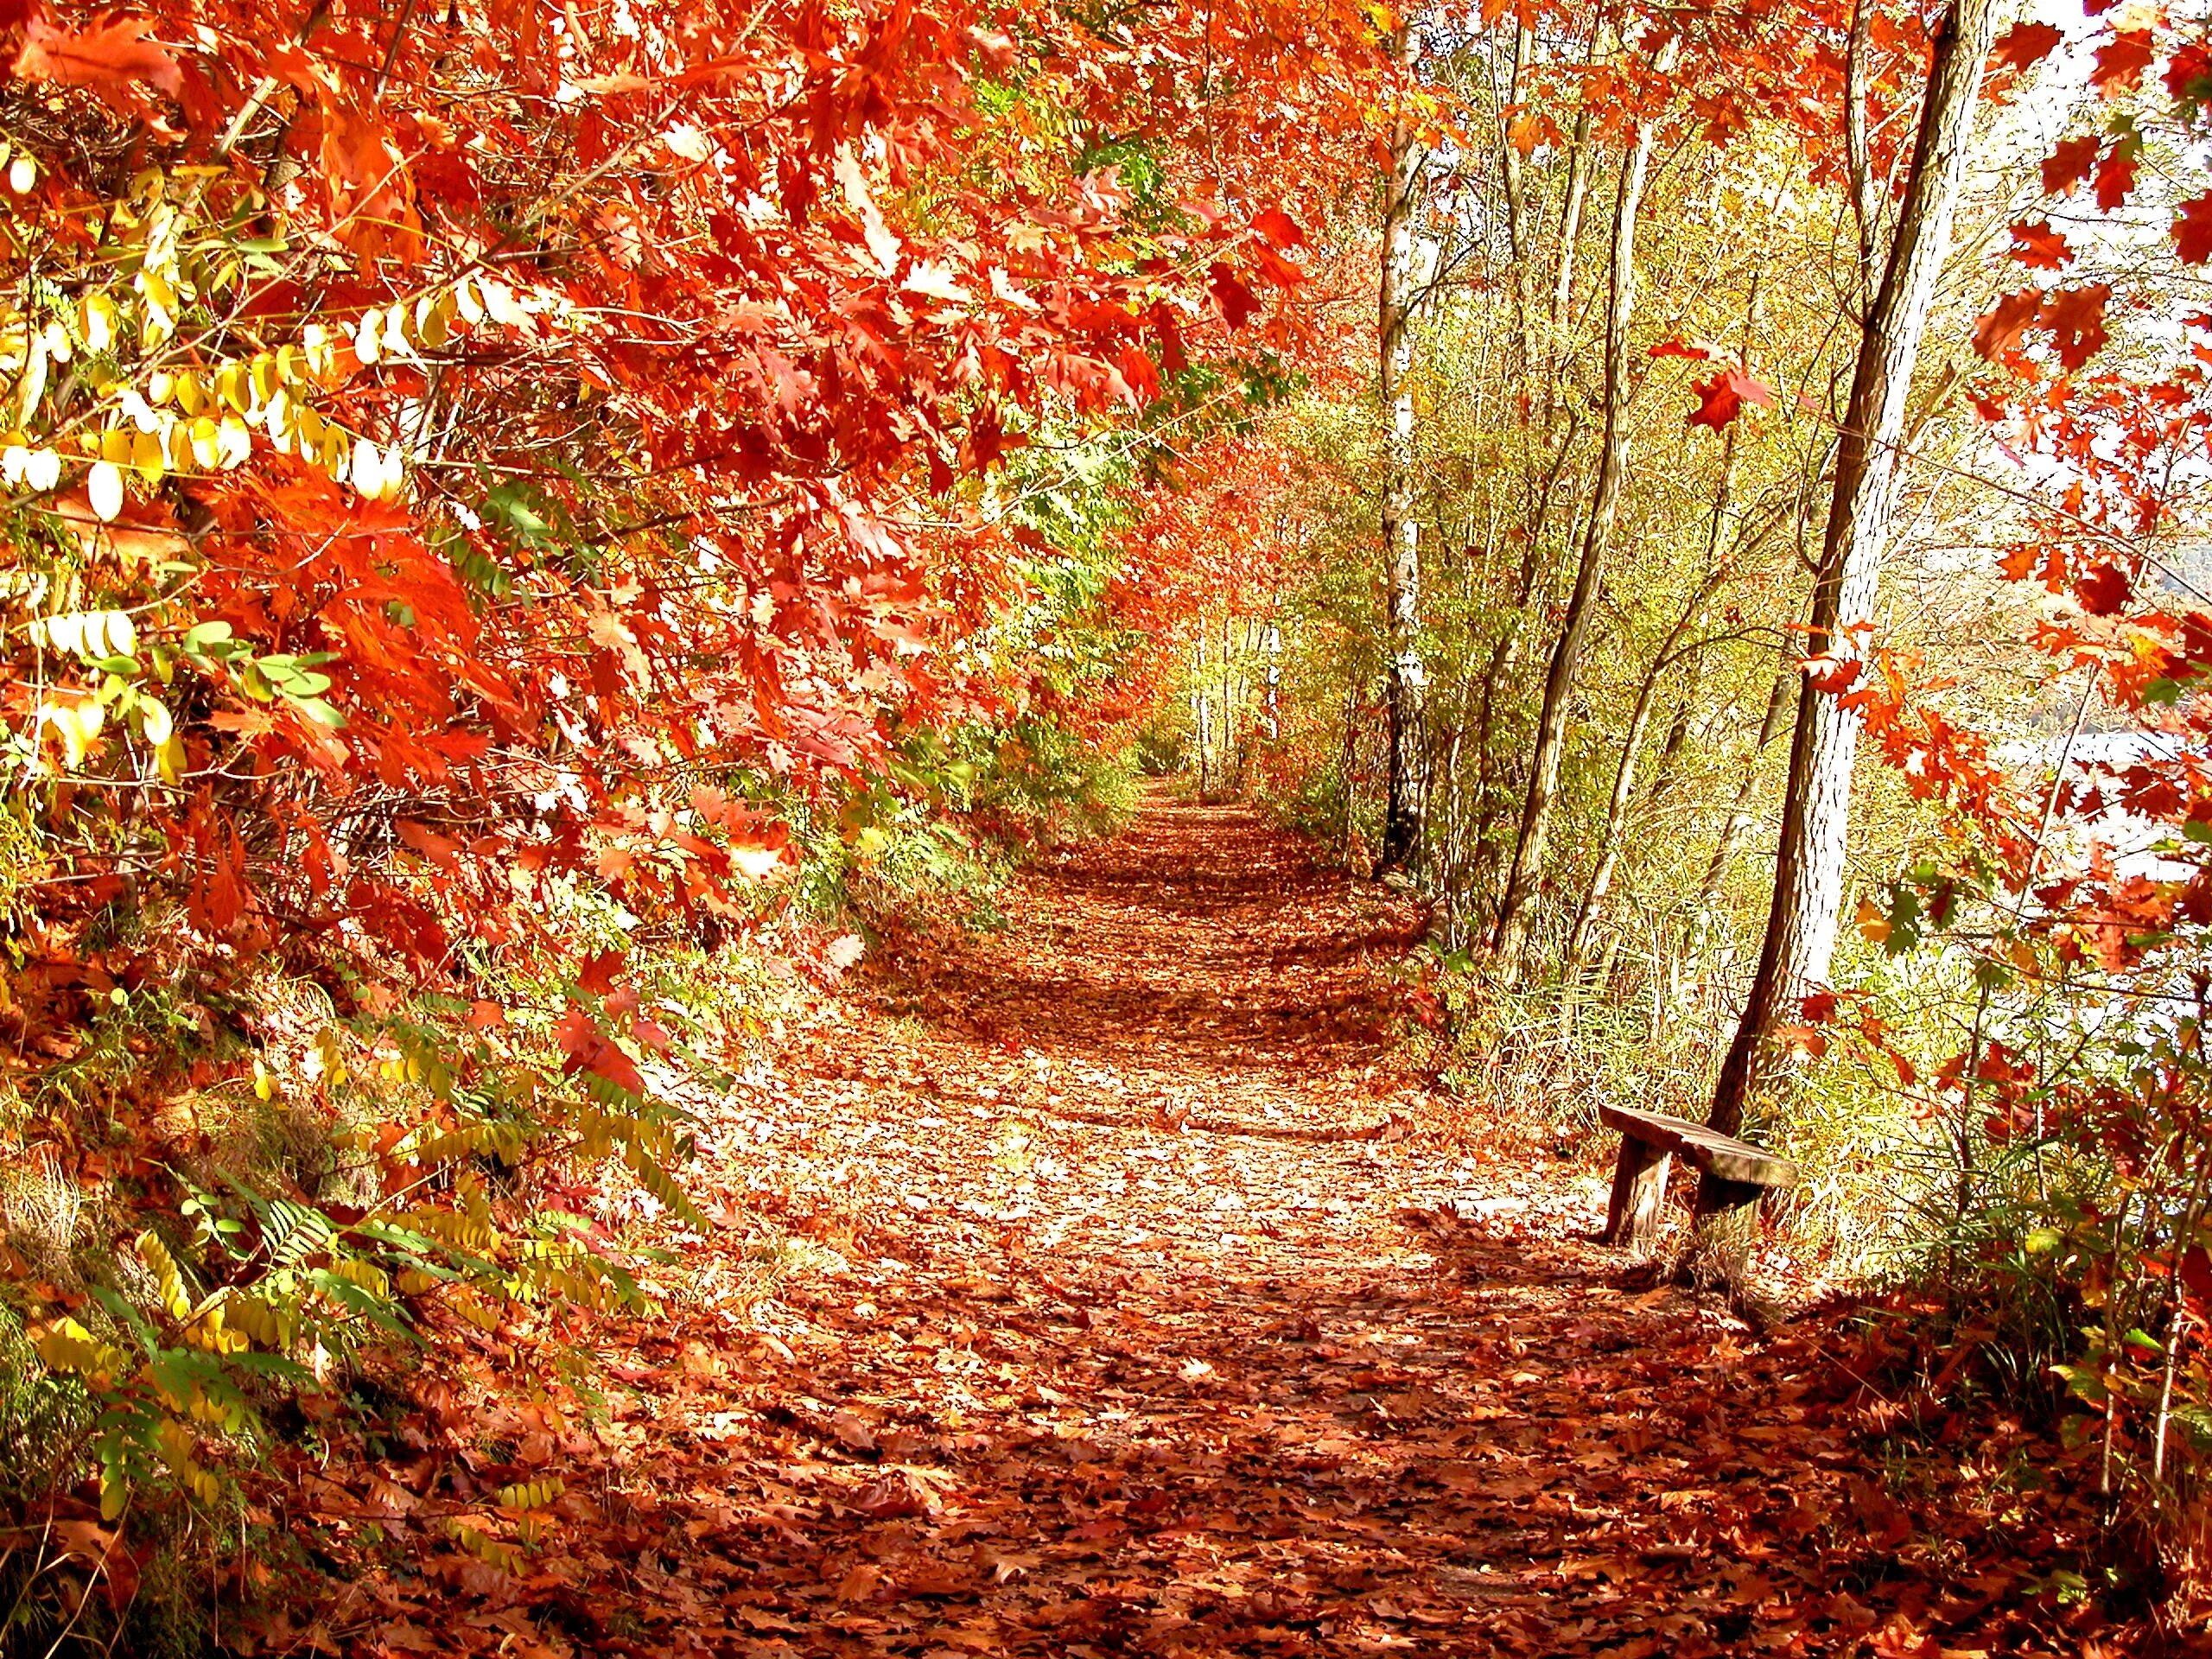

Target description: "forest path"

left=350, top=801, right=2055, bottom=1657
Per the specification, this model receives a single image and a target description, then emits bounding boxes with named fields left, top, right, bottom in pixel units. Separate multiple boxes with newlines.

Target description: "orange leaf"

left=2005, top=220, right=2071, bottom=270
left=2040, top=135, right=2100, bottom=197
left=2176, top=193, right=2212, bottom=265
left=2043, top=283, right=2111, bottom=372
left=13, top=13, right=181, bottom=97
left=1993, top=21, right=2065, bottom=73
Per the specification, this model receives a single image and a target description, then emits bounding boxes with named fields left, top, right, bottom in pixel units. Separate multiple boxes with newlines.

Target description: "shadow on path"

left=334, top=798, right=2082, bottom=1658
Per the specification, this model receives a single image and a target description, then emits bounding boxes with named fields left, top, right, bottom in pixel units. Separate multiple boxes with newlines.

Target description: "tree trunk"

left=1708, top=0, right=2001, bottom=1136
left=1691, top=652, right=1796, bottom=951
left=1192, top=633, right=1211, bottom=798
left=1500, top=22, right=1533, bottom=372
left=1566, top=252, right=1767, bottom=969
left=1491, top=86, right=1662, bottom=979
left=1379, top=19, right=1427, bottom=873
left=1549, top=112, right=1591, bottom=333
left=1565, top=562, right=1728, bottom=968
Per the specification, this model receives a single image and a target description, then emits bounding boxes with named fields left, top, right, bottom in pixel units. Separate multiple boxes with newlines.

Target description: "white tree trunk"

left=1710, top=0, right=2002, bottom=1135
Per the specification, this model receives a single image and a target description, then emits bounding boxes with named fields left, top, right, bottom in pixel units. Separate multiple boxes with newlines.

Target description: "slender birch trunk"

left=1691, top=653, right=1796, bottom=951
left=1491, top=66, right=1664, bottom=979
left=1564, top=562, right=1729, bottom=968
left=1379, top=18, right=1427, bottom=873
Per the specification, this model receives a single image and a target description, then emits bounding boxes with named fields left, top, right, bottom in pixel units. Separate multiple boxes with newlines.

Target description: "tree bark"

left=1566, top=250, right=1769, bottom=969
left=1491, top=85, right=1662, bottom=979
left=1565, top=562, right=1728, bottom=968
left=1690, top=651, right=1796, bottom=951
left=1708, top=0, right=2001, bottom=1135
left=1379, top=19, right=1427, bottom=873
left=1549, top=112, right=1591, bottom=332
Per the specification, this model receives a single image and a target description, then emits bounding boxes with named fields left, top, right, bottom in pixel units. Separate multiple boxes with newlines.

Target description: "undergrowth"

left=1402, top=932, right=2210, bottom=1611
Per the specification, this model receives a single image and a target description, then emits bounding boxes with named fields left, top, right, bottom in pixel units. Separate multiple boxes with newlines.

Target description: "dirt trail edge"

left=328, top=801, right=2089, bottom=1658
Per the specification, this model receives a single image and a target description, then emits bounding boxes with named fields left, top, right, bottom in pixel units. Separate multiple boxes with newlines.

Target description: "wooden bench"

left=1599, top=1103, right=1800, bottom=1278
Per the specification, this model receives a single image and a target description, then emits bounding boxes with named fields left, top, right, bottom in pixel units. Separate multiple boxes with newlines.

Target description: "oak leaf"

left=2043, top=283, right=2112, bottom=371
left=1972, top=289, right=2044, bottom=362
left=13, top=12, right=181, bottom=97
left=1208, top=263, right=1259, bottom=329
left=1992, top=21, right=2064, bottom=73
left=2005, top=220, right=2071, bottom=270
left=2075, top=559, right=2133, bottom=617
left=1687, top=366, right=1775, bottom=429
left=2093, top=146, right=2137, bottom=212
left=2088, top=29, right=2154, bottom=96
left=2176, top=193, right=2212, bottom=265
left=2040, top=135, right=2100, bottom=197
left=1250, top=207, right=1305, bottom=249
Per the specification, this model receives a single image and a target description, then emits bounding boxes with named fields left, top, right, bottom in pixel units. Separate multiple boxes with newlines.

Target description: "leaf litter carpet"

left=323, top=803, right=2138, bottom=1659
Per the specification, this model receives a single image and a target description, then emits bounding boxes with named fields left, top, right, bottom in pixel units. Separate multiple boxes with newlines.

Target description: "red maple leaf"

left=2041, top=135, right=2101, bottom=197
left=1209, top=263, right=1260, bottom=329
left=2093, top=147, right=2137, bottom=212
left=2044, top=283, right=2112, bottom=371
left=2006, top=219, right=2072, bottom=270
left=1249, top=207, right=1305, bottom=249
left=1993, top=21, right=2065, bottom=73
left=2088, top=29, right=2155, bottom=96
left=1687, top=366, right=1775, bottom=429
left=12, top=13, right=181, bottom=97
left=2075, top=559, right=2133, bottom=616
left=2175, top=193, right=2212, bottom=265
left=1649, top=338, right=1712, bottom=360
left=1972, top=289, right=2044, bottom=361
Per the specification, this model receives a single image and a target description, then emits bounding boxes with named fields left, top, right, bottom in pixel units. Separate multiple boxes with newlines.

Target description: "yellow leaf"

left=445, top=1517, right=527, bottom=1573
left=82, top=294, right=118, bottom=351
left=216, top=416, right=251, bottom=468
left=493, top=1476, right=564, bottom=1512
left=137, top=1230, right=192, bottom=1319
left=350, top=438, right=386, bottom=499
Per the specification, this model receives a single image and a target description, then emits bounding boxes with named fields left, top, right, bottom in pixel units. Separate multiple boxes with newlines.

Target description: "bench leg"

left=1604, top=1138, right=1672, bottom=1254
left=1687, top=1172, right=1764, bottom=1288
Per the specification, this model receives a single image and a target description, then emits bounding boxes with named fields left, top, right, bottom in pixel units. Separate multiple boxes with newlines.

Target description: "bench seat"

left=1597, top=1103, right=1799, bottom=1268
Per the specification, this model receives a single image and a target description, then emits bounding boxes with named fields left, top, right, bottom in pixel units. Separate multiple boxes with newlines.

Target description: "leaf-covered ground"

left=293, top=803, right=2147, bottom=1658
